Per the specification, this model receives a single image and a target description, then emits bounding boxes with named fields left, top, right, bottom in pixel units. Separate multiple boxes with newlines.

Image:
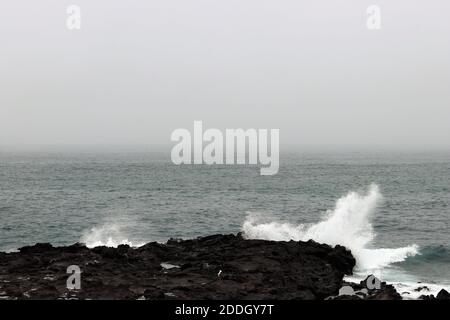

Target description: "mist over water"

left=0, top=150, right=449, bottom=297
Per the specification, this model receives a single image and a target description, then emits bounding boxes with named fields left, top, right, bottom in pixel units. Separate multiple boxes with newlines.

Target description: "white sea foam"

left=344, top=272, right=450, bottom=299
left=81, top=223, right=144, bottom=248
left=393, top=281, right=450, bottom=299
left=242, top=184, right=419, bottom=272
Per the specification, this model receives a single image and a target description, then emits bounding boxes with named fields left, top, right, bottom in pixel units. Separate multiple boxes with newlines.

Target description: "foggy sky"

left=1, top=0, right=449, bottom=149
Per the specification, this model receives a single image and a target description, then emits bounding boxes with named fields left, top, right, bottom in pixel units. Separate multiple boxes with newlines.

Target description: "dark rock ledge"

left=419, top=289, right=450, bottom=301
left=0, top=233, right=438, bottom=300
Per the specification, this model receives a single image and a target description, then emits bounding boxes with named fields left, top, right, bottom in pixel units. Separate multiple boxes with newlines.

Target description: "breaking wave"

left=242, top=184, right=419, bottom=272
left=400, top=245, right=450, bottom=266
left=81, top=223, right=144, bottom=248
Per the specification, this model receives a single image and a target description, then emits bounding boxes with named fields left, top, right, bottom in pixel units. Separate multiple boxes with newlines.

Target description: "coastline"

left=1, top=233, right=448, bottom=300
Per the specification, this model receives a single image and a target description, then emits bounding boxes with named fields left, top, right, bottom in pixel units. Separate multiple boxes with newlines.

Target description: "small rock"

left=414, top=286, right=429, bottom=292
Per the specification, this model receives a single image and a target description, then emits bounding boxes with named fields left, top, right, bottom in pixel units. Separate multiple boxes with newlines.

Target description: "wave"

left=242, top=184, right=419, bottom=271
left=81, top=223, right=144, bottom=248
left=400, top=245, right=450, bottom=265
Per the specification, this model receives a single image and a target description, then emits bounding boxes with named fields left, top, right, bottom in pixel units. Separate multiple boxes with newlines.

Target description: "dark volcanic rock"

left=360, top=275, right=402, bottom=300
left=436, top=289, right=450, bottom=300
left=419, top=294, right=435, bottom=300
left=419, top=289, right=450, bottom=300
left=0, top=233, right=355, bottom=300
left=367, top=284, right=402, bottom=300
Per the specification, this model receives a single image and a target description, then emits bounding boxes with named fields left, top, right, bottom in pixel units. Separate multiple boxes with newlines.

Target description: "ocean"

left=0, top=150, right=449, bottom=299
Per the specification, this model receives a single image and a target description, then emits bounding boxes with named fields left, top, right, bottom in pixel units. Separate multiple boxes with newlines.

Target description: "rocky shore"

left=0, top=233, right=448, bottom=300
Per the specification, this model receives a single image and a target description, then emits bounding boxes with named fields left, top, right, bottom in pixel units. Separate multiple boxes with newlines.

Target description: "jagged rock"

left=367, top=284, right=402, bottom=300
left=419, top=289, right=450, bottom=300
left=436, top=289, right=450, bottom=300
left=0, top=233, right=355, bottom=300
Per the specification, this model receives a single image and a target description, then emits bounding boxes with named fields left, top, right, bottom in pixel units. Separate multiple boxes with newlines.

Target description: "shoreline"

left=0, top=234, right=448, bottom=300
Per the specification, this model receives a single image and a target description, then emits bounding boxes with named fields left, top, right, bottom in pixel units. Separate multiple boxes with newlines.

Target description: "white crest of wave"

left=81, top=223, right=144, bottom=248
left=242, top=184, right=419, bottom=271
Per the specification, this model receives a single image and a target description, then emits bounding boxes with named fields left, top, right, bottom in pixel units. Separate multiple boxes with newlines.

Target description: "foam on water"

left=242, top=184, right=419, bottom=272
left=392, top=281, right=450, bottom=299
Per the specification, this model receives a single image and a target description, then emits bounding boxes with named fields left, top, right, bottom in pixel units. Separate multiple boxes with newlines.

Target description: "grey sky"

left=1, top=0, right=449, bottom=149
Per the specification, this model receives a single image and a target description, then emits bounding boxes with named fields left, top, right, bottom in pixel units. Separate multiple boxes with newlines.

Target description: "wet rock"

left=367, top=284, right=402, bottom=300
left=436, top=289, right=450, bottom=300
left=419, top=289, right=450, bottom=300
left=19, top=243, right=54, bottom=254
left=0, top=233, right=355, bottom=300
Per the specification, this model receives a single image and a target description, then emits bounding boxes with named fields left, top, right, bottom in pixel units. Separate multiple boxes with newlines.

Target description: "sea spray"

left=81, top=223, right=144, bottom=248
left=242, top=184, right=419, bottom=271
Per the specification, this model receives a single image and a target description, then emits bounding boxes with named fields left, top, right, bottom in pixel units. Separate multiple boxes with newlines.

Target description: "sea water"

left=0, top=150, right=449, bottom=298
